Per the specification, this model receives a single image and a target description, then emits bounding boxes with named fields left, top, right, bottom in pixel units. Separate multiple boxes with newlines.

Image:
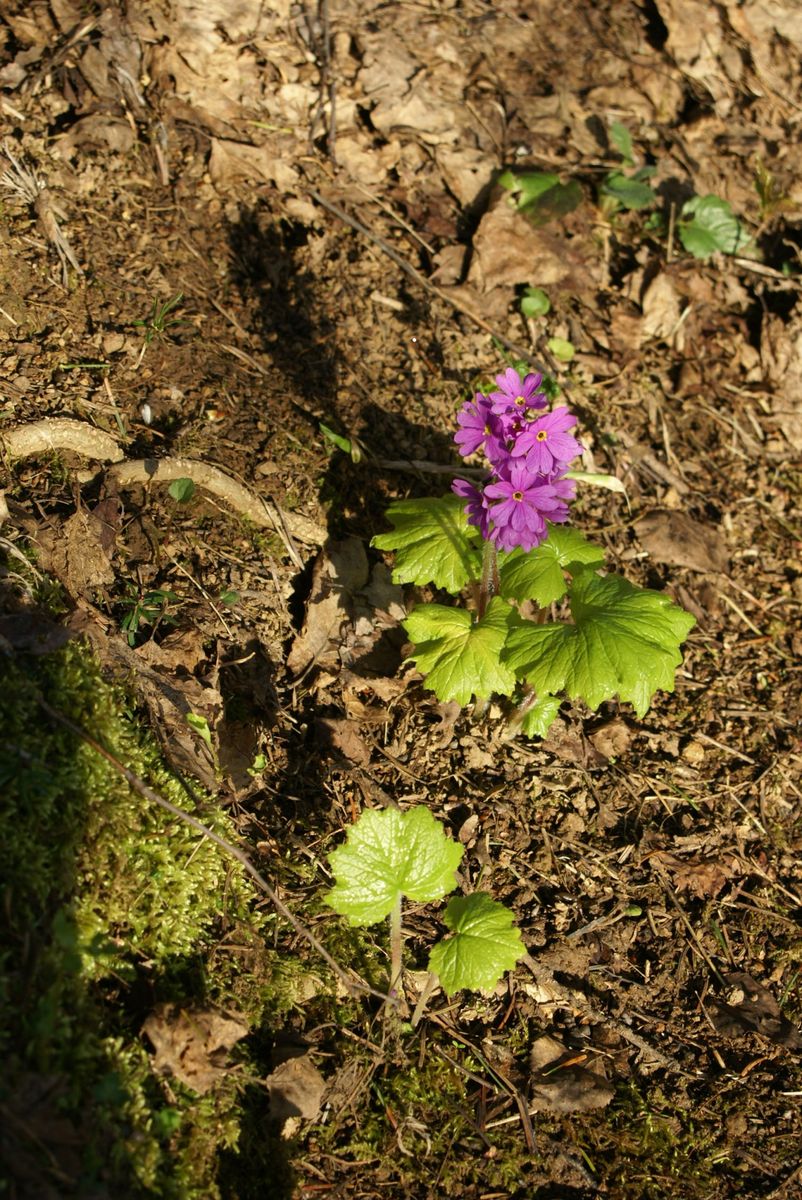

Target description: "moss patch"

left=0, top=639, right=293, bottom=1198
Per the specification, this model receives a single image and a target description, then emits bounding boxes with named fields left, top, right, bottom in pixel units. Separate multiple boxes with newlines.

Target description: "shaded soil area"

left=1, top=0, right=801, bottom=1197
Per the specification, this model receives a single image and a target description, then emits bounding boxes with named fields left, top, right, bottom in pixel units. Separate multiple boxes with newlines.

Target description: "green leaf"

left=404, top=596, right=518, bottom=706
left=519, top=179, right=583, bottom=226
left=373, top=495, right=481, bottom=593
left=520, top=286, right=551, bottom=318
left=498, top=169, right=560, bottom=201
left=503, top=569, right=696, bottom=717
left=547, top=336, right=575, bottom=362
left=428, top=893, right=523, bottom=996
left=679, top=195, right=750, bottom=259
left=498, top=524, right=605, bottom=605
left=319, top=422, right=352, bottom=455
left=601, top=172, right=655, bottom=211
left=520, top=694, right=562, bottom=738
left=186, top=712, right=212, bottom=749
left=609, top=121, right=634, bottom=166
left=565, top=469, right=628, bottom=496
left=168, top=477, right=195, bottom=503
left=325, top=807, right=464, bottom=926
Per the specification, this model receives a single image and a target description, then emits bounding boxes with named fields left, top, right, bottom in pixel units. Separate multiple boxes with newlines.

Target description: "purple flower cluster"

left=452, top=368, right=581, bottom=553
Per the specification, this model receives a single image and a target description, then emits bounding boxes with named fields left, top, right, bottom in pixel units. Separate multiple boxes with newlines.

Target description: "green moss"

left=0, top=640, right=294, bottom=1197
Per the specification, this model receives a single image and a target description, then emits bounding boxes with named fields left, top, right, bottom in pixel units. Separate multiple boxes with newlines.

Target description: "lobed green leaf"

left=498, top=524, right=605, bottom=606
left=428, top=892, right=523, bottom=996
left=372, top=495, right=481, bottom=593
left=503, top=568, right=696, bottom=717
left=325, top=807, right=464, bottom=926
left=404, top=596, right=519, bottom=706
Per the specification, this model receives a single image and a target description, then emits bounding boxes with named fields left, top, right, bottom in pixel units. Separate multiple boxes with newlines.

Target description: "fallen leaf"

left=710, top=973, right=802, bottom=1050
left=529, top=1034, right=614, bottom=1113
left=635, top=510, right=729, bottom=573
left=142, top=1004, right=249, bottom=1094
left=589, top=718, right=634, bottom=760
left=267, top=1054, right=326, bottom=1126
left=640, top=273, right=682, bottom=343
left=316, top=717, right=372, bottom=767
left=37, top=503, right=120, bottom=599
left=287, top=539, right=369, bottom=677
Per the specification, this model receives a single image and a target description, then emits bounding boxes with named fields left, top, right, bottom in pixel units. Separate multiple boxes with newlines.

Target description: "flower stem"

left=477, top=537, right=498, bottom=620
left=387, top=897, right=404, bottom=1012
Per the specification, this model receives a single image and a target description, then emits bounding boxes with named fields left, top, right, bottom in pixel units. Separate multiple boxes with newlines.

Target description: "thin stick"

left=36, top=695, right=385, bottom=1003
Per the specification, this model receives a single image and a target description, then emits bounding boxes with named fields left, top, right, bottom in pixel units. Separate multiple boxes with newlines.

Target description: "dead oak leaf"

left=142, top=1004, right=249, bottom=1094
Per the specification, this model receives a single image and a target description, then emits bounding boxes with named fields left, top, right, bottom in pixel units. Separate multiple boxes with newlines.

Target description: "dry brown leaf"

left=142, top=1005, right=249, bottom=1094
left=37, top=504, right=119, bottom=598
left=529, top=1034, right=614, bottom=1114
left=466, top=199, right=598, bottom=298
left=656, top=0, right=738, bottom=111
left=640, top=273, right=682, bottom=344
left=287, top=538, right=369, bottom=677
left=208, top=140, right=299, bottom=193
left=267, top=1054, right=326, bottom=1126
left=634, top=510, right=729, bottom=574
left=316, top=717, right=372, bottom=767
left=589, top=718, right=634, bottom=760
left=710, top=973, right=802, bottom=1050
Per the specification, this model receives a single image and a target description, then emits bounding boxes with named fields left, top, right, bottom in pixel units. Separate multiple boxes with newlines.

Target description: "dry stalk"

left=0, top=140, right=83, bottom=283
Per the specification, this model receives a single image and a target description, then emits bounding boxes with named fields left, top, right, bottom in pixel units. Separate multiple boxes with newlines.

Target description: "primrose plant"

left=373, top=366, right=695, bottom=738
left=324, top=806, right=523, bottom=1015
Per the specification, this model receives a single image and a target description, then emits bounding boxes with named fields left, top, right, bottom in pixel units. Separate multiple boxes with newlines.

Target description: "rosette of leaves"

left=373, top=502, right=695, bottom=738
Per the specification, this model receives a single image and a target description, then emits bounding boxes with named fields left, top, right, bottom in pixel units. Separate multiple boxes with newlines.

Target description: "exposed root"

left=108, top=457, right=327, bottom=547
left=2, top=419, right=327, bottom=551
left=2, top=418, right=124, bottom=463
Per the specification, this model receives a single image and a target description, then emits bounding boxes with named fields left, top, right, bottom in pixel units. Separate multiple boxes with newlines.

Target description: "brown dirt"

left=2, top=0, right=802, bottom=1197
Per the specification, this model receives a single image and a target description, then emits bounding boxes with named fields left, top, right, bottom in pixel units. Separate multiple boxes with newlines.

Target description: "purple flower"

left=484, top=463, right=572, bottom=553
left=511, top=406, right=582, bottom=473
left=454, top=393, right=496, bottom=458
left=452, top=477, right=491, bottom=539
left=488, top=368, right=547, bottom=418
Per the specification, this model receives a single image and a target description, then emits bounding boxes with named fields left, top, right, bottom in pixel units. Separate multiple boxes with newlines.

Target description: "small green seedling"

left=134, top=291, right=186, bottom=365
left=119, top=585, right=179, bottom=646
left=520, top=286, right=550, bottom=319
left=547, top=335, right=575, bottom=363
left=324, top=806, right=523, bottom=1015
left=320, top=421, right=364, bottom=463
left=599, top=122, right=656, bottom=217
left=498, top=168, right=583, bottom=226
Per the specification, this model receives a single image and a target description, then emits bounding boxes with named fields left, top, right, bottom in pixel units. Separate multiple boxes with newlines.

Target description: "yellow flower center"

left=536, top=430, right=548, bottom=442
left=514, top=394, right=525, bottom=407
left=512, top=490, right=523, bottom=501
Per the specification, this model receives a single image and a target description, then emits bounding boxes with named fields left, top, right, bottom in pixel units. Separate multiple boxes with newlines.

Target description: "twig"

left=36, top=695, right=385, bottom=1003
